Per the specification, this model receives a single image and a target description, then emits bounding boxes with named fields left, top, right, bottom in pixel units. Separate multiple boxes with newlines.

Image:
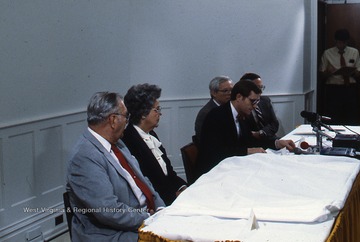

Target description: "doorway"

left=317, top=1, right=360, bottom=117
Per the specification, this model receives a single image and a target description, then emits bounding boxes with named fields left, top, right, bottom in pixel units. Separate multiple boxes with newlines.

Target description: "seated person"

left=194, top=75, right=233, bottom=145
left=240, top=73, right=279, bottom=139
left=66, top=92, right=165, bottom=242
left=122, top=83, right=187, bottom=205
left=196, top=80, right=295, bottom=179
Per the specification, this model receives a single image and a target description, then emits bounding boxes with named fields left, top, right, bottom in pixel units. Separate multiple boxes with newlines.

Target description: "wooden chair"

left=180, top=142, right=198, bottom=185
left=63, top=192, right=73, bottom=239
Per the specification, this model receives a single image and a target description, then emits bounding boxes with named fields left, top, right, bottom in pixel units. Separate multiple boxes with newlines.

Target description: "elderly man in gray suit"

left=66, top=92, right=165, bottom=242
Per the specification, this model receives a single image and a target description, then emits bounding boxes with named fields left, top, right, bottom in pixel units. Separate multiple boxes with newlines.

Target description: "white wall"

left=0, top=1, right=316, bottom=241
left=128, top=0, right=307, bottom=97
left=0, top=1, right=131, bottom=127
left=0, top=0, right=311, bottom=127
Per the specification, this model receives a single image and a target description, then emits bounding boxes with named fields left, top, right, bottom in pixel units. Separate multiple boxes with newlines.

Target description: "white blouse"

left=133, top=125, right=168, bottom=176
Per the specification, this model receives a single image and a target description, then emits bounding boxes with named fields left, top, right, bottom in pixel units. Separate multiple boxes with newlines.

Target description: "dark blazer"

left=194, top=99, right=218, bottom=145
left=122, top=125, right=187, bottom=205
left=247, top=96, right=279, bottom=138
left=196, top=102, right=276, bottom=178
left=66, top=129, right=165, bottom=242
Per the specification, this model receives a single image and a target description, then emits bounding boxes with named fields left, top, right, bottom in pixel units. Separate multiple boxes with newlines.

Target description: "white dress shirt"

left=320, top=46, right=360, bottom=85
left=230, top=102, right=241, bottom=136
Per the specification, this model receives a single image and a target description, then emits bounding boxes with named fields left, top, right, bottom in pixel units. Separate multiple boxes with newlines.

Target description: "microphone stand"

left=311, top=121, right=356, bottom=158
left=311, top=119, right=334, bottom=153
left=302, top=112, right=356, bottom=158
left=311, top=121, right=322, bottom=153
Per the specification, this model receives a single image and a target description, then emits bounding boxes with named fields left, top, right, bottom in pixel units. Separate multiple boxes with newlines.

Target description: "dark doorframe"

left=317, top=1, right=360, bottom=115
left=317, top=0, right=326, bottom=114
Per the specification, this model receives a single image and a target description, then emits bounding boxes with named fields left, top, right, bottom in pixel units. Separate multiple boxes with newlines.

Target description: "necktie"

left=339, top=50, right=350, bottom=85
left=254, top=106, right=265, bottom=128
left=111, top=144, right=155, bottom=211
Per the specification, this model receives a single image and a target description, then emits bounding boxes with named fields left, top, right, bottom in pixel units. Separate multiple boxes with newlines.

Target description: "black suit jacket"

left=196, top=102, right=276, bottom=178
left=247, top=96, right=279, bottom=138
left=194, top=99, right=218, bottom=145
left=122, top=125, right=187, bottom=205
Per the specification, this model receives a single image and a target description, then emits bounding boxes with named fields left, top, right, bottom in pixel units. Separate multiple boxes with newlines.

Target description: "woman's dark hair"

left=124, top=83, right=161, bottom=125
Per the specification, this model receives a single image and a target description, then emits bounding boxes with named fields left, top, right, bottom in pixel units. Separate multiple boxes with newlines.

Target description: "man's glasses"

left=247, top=97, right=260, bottom=105
left=112, top=113, right=130, bottom=121
left=258, top=85, right=266, bottom=91
left=218, top=89, right=232, bottom=94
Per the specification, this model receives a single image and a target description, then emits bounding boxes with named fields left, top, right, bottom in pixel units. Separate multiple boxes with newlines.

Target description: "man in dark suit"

left=66, top=92, right=165, bottom=242
left=240, top=73, right=279, bottom=140
left=194, top=75, right=233, bottom=145
left=196, top=80, right=295, bottom=178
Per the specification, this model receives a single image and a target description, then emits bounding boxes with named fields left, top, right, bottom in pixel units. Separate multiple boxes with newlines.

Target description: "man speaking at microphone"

left=196, top=80, right=296, bottom=179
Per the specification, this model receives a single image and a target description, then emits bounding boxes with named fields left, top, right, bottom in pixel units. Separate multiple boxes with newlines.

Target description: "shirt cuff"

left=177, top=185, right=187, bottom=192
left=274, top=139, right=280, bottom=149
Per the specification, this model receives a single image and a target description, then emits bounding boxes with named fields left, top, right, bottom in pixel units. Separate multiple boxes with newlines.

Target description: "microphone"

left=300, top=111, right=338, bottom=133
left=300, top=111, right=331, bottom=123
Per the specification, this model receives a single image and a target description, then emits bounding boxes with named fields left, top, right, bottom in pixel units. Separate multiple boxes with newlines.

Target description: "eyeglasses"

left=218, top=89, right=232, bottom=94
left=112, top=112, right=130, bottom=121
left=258, top=85, right=266, bottom=91
left=247, top=97, right=260, bottom=105
left=152, top=106, right=162, bottom=114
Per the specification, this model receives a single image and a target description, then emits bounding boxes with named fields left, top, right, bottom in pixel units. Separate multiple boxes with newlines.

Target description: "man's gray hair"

left=209, top=75, right=232, bottom=92
left=87, top=92, right=123, bottom=125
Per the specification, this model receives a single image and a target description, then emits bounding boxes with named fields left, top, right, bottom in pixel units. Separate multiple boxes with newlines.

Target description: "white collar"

left=134, top=125, right=150, bottom=137
left=88, top=127, right=112, bottom=153
left=212, top=99, right=221, bottom=106
left=230, top=102, right=239, bottom=122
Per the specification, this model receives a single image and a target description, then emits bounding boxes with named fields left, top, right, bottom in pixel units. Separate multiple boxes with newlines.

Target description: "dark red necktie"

left=339, top=50, right=350, bottom=85
left=111, top=144, right=155, bottom=211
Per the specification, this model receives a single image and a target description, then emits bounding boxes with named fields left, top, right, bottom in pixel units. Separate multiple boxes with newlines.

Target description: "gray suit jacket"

left=66, top=129, right=165, bottom=242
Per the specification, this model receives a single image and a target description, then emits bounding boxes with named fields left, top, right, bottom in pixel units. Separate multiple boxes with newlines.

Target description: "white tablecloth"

left=141, top=151, right=360, bottom=241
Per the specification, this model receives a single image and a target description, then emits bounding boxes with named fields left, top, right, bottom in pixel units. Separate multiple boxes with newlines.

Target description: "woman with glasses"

left=122, top=83, right=187, bottom=205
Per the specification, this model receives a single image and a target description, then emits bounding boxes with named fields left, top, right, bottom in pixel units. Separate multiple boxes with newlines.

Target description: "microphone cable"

left=343, top=125, right=360, bottom=136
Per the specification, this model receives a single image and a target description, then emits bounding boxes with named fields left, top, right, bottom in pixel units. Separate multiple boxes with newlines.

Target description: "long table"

left=139, top=125, right=360, bottom=242
left=282, top=124, right=360, bottom=242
